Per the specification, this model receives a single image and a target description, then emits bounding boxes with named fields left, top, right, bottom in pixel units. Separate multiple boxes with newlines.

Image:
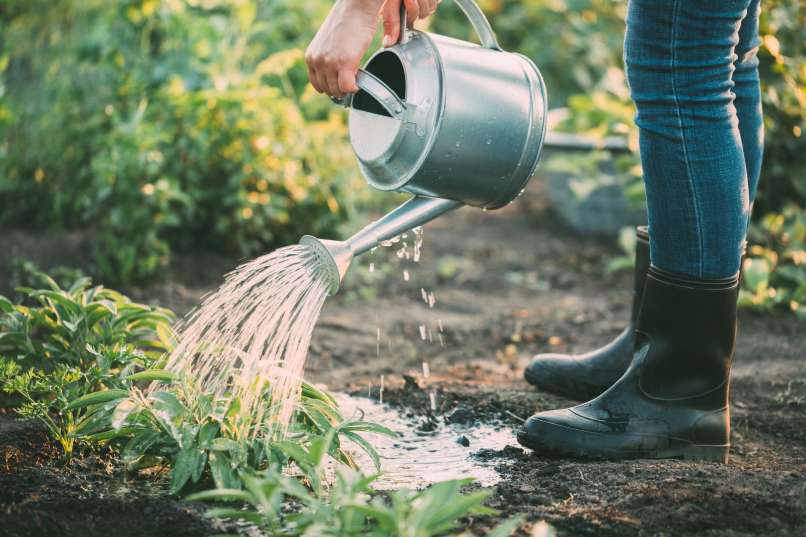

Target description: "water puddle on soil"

left=335, top=394, right=517, bottom=490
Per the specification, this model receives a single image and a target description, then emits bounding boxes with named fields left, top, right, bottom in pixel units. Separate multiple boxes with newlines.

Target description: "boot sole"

left=517, top=431, right=729, bottom=463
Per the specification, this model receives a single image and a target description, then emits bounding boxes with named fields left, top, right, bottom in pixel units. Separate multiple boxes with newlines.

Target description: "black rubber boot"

left=524, top=226, right=650, bottom=400
left=517, top=267, right=740, bottom=461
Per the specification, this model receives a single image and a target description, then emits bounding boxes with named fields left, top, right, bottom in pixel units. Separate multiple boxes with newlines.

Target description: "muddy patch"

left=337, top=393, right=518, bottom=489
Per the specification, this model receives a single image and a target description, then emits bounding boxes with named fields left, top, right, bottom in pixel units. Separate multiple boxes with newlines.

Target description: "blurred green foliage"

left=546, top=89, right=644, bottom=208
left=0, top=0, right=803, bottom=287
left=0, top=271, right=174, bottom=457
left=0, top=0, right=365, bottom=284
left=433, top=0, right=805, bottom=214
left=740, top=205, right=805, bottom=318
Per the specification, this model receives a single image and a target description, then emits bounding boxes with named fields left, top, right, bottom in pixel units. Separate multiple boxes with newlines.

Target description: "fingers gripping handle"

left=398, top=2, right=409, bottom=45
left=331, top=70, right=409, bottom=121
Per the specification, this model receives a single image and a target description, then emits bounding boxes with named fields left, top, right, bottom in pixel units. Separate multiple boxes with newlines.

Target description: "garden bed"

left=1, top=198, right=804, bottom=536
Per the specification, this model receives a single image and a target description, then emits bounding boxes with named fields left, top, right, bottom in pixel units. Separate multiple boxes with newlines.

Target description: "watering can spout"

left=300, top=196, right=462, bottom=295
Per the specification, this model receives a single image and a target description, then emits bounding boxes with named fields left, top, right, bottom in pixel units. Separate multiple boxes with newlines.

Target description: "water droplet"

left=486, top=138, right=492, bottom=145
left=454, top=141, right=461, bottom=148
left=403, top=270, right=410, bottom=281
left=422, top=361, right=430, bottom=378
left=419, top=324, right=427, bottom=340
left=369, top=262, right=375, bottom=273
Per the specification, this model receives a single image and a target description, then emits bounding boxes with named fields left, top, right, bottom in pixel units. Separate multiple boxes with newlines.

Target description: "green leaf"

left=65, top=389, right=129, bottom=410
left=274, top=440, right=313, bottom=468
left=149, top=391, right=185, bottom=420
left=343, top=430, right=382, bottom=471
left=198, top=422, right=220, bottom=448
left=125, top=369, right=175, bottom=383
left=339, top=420, right=397, bottom=438
left=123, top=429, right=163, bottom=459
left=209, top=437, right=241, bottom=452
left=112, top=399, right=138, bottom=430
left=172, top=446, right=204, bottom=494
left=185, top=489, right=251, bottom=503
left=29, top=290, right=82, bottom=318
left=300, top=381, right=337, bottom=406
left=208, top=451, right=239, bottom=490
left=84, top=427, right=137, bottom=442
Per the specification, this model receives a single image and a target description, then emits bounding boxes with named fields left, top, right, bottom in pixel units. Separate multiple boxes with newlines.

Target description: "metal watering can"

left=301, top=0, right=548, bottom=294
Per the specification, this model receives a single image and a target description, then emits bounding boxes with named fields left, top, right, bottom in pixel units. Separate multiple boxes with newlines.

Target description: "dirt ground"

left=1, top=195, right=804, bottom=536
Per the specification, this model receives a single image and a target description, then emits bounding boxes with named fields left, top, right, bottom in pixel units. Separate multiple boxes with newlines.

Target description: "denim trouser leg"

left=625, top=0, right=763, bottom=279
left=733, top=0, right=764, bottom=205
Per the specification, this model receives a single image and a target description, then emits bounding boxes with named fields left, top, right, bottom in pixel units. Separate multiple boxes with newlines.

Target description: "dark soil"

left=1, top=193, right=804, bottom=536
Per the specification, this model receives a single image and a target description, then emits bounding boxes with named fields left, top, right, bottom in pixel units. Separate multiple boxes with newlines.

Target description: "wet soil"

left=1, top=193, right=804, bottom=536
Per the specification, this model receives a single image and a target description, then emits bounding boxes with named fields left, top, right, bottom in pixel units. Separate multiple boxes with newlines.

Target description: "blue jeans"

left=625, top=0, right=763, bottom=279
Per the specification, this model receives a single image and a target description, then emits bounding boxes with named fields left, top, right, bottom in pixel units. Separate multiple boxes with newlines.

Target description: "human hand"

left=305, top=0, right=439, bottom=99
left=381, top=0, right=439, bottom=46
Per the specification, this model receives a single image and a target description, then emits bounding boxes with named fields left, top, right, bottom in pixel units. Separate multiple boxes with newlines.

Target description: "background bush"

left=0, top=0, right=366, bottom=284
left=433, top=0, right=804, bottom=211
left=1, top=0, right=803, bottom=289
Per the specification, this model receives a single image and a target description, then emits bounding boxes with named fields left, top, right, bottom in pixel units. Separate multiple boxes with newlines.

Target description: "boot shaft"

left=636, top=267, right=739, bottom=402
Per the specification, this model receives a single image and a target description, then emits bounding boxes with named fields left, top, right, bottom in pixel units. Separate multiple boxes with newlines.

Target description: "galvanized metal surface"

left=304, top=0, right=548, bottom=294
left=346, top=0, right=547, bottom=209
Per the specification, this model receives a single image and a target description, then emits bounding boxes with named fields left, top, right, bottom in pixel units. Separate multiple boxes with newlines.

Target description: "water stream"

left=161, top=244, right=331, bottom=439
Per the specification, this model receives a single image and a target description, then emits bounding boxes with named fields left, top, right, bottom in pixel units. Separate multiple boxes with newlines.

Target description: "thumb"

left=381, top=0, right=401, bottom=47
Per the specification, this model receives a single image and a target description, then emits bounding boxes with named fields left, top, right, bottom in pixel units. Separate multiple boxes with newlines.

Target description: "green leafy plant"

left=0, top=273, right=174, bottom=458
left=0, top=273, right=173, bottom=371
left=0, top=0, right=375, bottom=285
left=71, top=374, right=395, bottom=494
left=754, top=0, right=806, bottom=214
left=188, top=431, right=522, bottom=537
left=740, top=204, right=806, bottom=317
left=0, top=352, right=147, bottom=459
left=546, top=89, right=645, bottom=209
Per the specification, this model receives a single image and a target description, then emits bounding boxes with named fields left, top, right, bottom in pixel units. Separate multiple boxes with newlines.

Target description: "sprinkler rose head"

left=299, top=236, right=353, bottom=295
left=299, top=196, right=462, bottom=296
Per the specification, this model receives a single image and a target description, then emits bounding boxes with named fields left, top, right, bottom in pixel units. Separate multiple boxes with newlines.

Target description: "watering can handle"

left=331, top=70, right=410, bottom=122
left=452, top=0, right=502, bottom=51
left=400, top=0, right=500, bottom=50
left=331, top=0, right=499, bottom=114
